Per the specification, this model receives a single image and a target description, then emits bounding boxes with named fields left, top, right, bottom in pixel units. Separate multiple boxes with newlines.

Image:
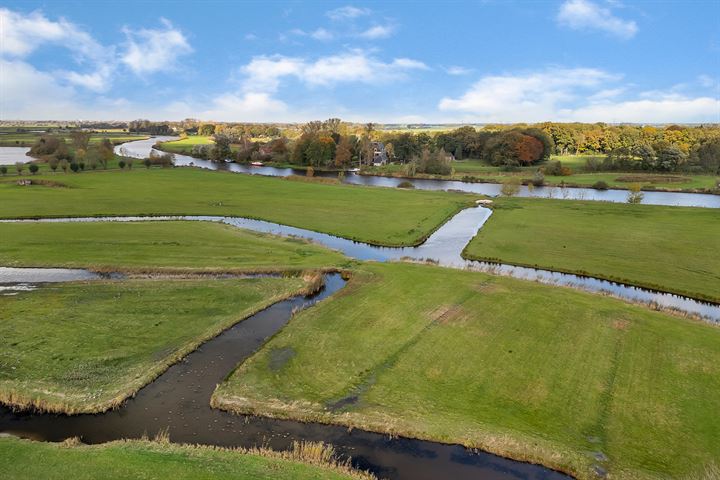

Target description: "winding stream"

left=3, top=212, right=718, bottom=322
left=116, top=137, right=720, bottom=208
left=0, top=273, right=570, bottom=480
left=0, top=138, right=717, bottom=478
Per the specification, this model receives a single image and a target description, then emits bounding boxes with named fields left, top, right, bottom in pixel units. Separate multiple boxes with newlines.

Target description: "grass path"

left=213, top=262, right=720, bottom=480
left=463, top=198, right=720, bottom=302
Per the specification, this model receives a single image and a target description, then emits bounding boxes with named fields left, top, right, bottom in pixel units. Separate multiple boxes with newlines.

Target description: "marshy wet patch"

left=268, top=346, right=296, bottom=372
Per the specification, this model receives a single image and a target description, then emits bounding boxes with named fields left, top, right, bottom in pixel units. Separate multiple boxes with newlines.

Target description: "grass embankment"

left=213, top=262, right=720, bottom=480
left=0, top=221, right=348, bottom=272
left=0, top=132, right=147, bottom=148
left=464, top=198, right=720, bottom=303
left=0, top=276, right=311, bottom=413
left=155, top=135, right=218, bottom=155
left=0, top=167, right=474, bottom=246
left=365, top=156, right=719, bottom=192
left=0, top=437, right=373, bottom=480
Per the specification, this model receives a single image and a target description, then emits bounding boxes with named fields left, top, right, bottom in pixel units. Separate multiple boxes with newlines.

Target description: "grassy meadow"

left=0, top=438, right=371, bottom=480
left=0, top=167, right=474, bottom=246
left=0, top=276, right=309, bottom=413
left=0, top=221, right=348, bottom=272
left=213, top=262, right=720, bottom=480
left=0, top=132, right=147, bottom=148
left=464, top=198, right=720, bottom=302
left=155, top=135, right=216, bottom=155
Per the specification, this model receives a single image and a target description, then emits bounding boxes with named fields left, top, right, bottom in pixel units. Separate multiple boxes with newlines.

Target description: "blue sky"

left=1, top=0, right=719, bottom=122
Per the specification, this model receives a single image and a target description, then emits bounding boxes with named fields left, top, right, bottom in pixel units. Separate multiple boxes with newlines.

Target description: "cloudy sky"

left=1, top=0, right=719, bottom=123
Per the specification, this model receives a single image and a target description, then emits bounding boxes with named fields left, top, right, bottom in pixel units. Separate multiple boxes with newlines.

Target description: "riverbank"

left=463, top=197, right=720, bottom=304
left=0, top=167, right=476, bottom=247
left=213, top=262, right=720, bottom=480
left=0, top=276, right=312, bottom=413
left=0, top=220, right=348, bottom=271
left=0, top=437, right=374, bottom=480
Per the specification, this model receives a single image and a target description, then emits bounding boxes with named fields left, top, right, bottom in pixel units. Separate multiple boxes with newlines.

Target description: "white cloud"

left=0, top=8, right=104, bottom=58
left=326, top=6, right=371, bottom=21
left=698, top=74, right=717, bottom=89
left=311, top=28, right=334, bottom=41
left=244, top=33, right=258, bottom=41
left=0, top=8, right=114, bottom=92
left=562, top=97, right=720, bottom=123
left=439, top=67, right=617, bottom=121
left=445, top=65, right=474, bottom=76
left=60, top=65, right=115, bottom=92
left=438, top=67, right=720, bottom=123
left=357, top=24, right=395, bottom=39
left=240, top=51, right=427, bottom=91
left=557, top=0, right=638, bottom=39
left=201, top=92, right=288, bottom=122
left=121, top=18, right=192, bottom=75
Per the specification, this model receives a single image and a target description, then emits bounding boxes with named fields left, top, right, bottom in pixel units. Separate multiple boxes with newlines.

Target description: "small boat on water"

left=348, top=168, right=360, bottom=173
left=224, top=159, right=233, bottom=163
left=250, top=161, right=264, bottom=166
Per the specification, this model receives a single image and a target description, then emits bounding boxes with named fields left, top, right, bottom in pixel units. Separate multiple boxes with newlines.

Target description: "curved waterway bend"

left=0, top=273, right=570, bottom=480
left=117, top=136, right=720, bottom=208
left=3, top=210, right=719, bottom=322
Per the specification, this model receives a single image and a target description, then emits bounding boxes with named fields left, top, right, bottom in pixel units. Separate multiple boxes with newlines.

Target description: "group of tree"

left=28, top=134, right=115, bottom=172
left=165, top=118, right=720, bottom=174
left=127, top=120, right=173, bottom=135
left=589, top=137, right=720, bottom=174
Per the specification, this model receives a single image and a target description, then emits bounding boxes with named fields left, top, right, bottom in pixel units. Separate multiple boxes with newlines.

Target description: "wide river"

left=117, top=136, right=720, bottom=208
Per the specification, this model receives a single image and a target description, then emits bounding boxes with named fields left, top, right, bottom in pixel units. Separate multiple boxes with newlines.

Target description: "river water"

left=3, top=212, right=718, bottom=323
left=0, top=147, right=31, bottom=165
left=0, top=273, right=570, bottom=480
left=0, top=138, right=717, bottom=478
left=116, top=137, right=720, bottom=208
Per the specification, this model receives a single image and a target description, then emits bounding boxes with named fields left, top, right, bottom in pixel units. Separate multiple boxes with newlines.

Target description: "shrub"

left=544, top=161, right=572, bottom=176
left=143, top=158, right=152, bottom=169
left=28, top=164, right=39, bottom=175
left=627, top=183, right=644, bottom=204
left=0, top=166, right=7, bottom=176
left=592, top=180, right=609, bottom=190
left=531, top=170, right=545, bottom=187
left=306, top=166, right=315, bottom=177
left=49, top=157, right=59, bottom=172
left=337, top=170, right=345, bottom=182
left=15, top=162, right=24, bottom=175
left=584, top=157, right=603, bottom=172
left=397, top=180, right=415, bottom=189
left=500, top=177, right=522, bottom=197
left=70, top=162, right=80, bottom=173
left=118, top=160, right=126, bottom=170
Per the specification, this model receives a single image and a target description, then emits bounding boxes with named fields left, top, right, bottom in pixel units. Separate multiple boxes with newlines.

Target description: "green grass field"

left=0, top=221, right=348, bottom=272
left=213, top=262, right=720, bottom=480
left=463, top=198, right=720, bottom=302
left=0, top=438, right=369, bottom=480
left=156, top=136, right=217, bottom=155
left=0, top=167, right=474, bottom=246
left=0, top=133, right=147, bottom=148
left=0, top=276, right=308, bottom=413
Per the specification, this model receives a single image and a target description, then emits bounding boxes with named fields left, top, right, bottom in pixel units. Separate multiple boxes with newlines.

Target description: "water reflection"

left=4, top=212, right=718, bottom=323
left=0, top=147, right=31, bottom=165
left=116, top=137, right=720, bottom=208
